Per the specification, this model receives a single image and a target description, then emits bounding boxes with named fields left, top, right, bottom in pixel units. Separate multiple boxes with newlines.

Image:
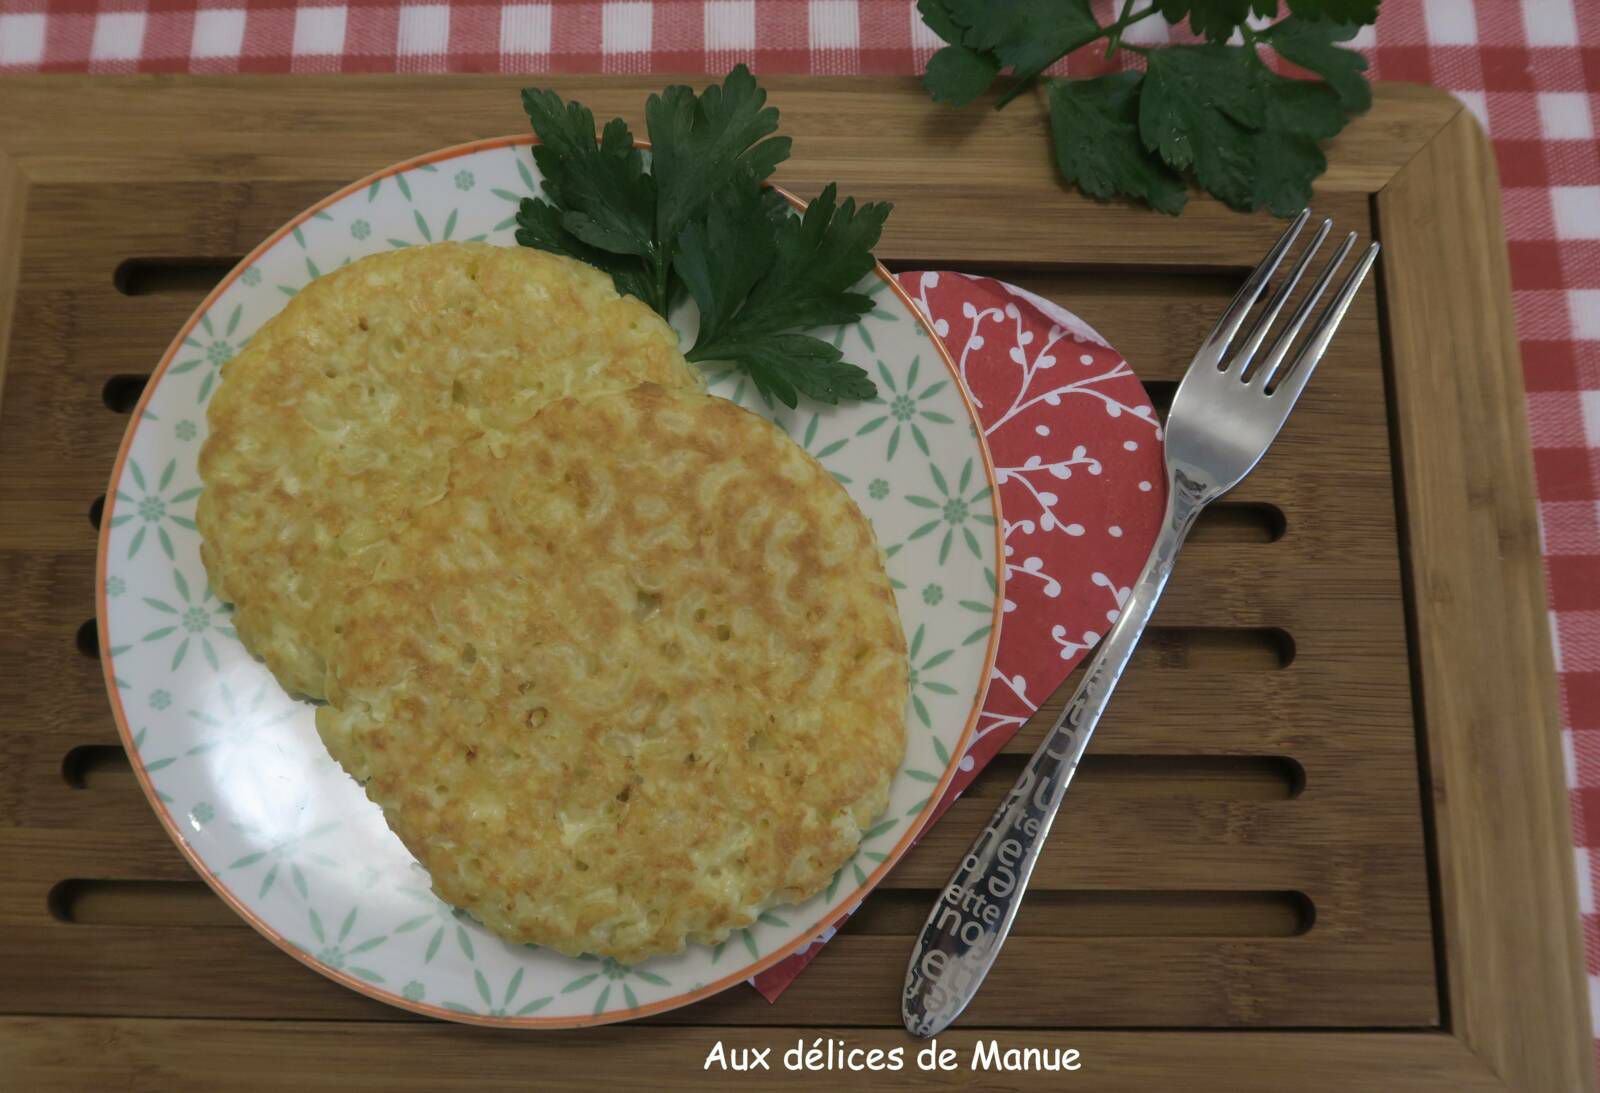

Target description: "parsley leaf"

left=513, top=197, right=657, bottom=304
left=702, top=336, right=880, bottom=409
left=671, top=177, right=785, bottom=349
left=518, top=67, right=790, bottom=317
left=918, top=0, right=1001, bottom=106
left=1156, top=0, right=1278, bottom=42
left=736, top=184, right=889, bottom=333
left=516, top=68, right=889, bottom=406
left=1287, top=0, right=1379, bottom=23
left=916, top=0, right=968, bottom=43
left=920, top=0, right=1101, bottom=105
left=945, top=0, right=1101, bottom=85
left=1047, top=73, right=1188, bottom=215
left=915, top=0, right=1380, bottom=216
left=1265, top=18, right=1372, bottom=111
left=1250, top=73, right=1347, bottom=214
left=645, top=67, right=791, bottom=247
left=677, top=181, right=890, bottom=408
left=924, top=43, right=1002, bottom=108
left=1137, top=43, right=1352, bottom=215
left=515, top=96, right=659, bottom=304
left=1140, top=45, right=1264, bottom=210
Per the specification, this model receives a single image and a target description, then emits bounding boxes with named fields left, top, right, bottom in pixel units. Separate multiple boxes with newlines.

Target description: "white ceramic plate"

left=97, top=137, right=1003, bottom=1027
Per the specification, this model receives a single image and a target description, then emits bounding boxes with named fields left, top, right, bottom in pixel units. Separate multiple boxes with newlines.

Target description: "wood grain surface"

left=1377, top=106, right=1594, bottom=1093
left=0, top=76, right=1586, bottom=1091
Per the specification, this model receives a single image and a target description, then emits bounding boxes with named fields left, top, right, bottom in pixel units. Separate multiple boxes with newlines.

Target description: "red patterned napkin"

left=751, top=272, right=1166, bottom=1001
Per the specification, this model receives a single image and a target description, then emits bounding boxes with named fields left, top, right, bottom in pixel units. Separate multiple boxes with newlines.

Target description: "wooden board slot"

left=57, top=744, right=1302, bottom=803
left=101, top=374, right=148, bottom=413
left=73, top=619, right=97, bottom=659
left=119, top=256, right=1246, bottom=303
left=56, top=744, right=1304, bottom=802
left=47, top=879, right=237, bottom=927
left=1191, top=503, right=1286, bottom=543
left=838, top=888, right=1314, bottom=938
left=1145, top=379, right=1176, bottom=418
left=87, top=494, right=104, bottom=529
left=114, top=257, right=240, bottom=297
left=47, top=880, right=1315, bottom=938
left=62, top=744, right=129, bottom=788
left=1135, top=626, right=1293, bottom=671
left=879, top=259, right=1249, bottom=287
left=966, top=753, right=1304, bottom=802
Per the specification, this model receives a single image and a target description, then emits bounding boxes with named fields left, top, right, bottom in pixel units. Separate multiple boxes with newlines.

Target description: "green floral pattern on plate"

left=111, top=457, right=200, bottom=561
left=168, top=304, right=242, bottom=403
left=139, top=568, right=234, bottom=671
left=906, top=457, right=997, bottom=564
left=99, top=138, right=1002, bottom=1027
left=856, top=355, right=955, bottom=460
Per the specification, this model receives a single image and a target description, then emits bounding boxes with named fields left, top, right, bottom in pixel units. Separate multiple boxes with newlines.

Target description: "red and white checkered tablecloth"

left=4, top=0, right=1598, bottom=1045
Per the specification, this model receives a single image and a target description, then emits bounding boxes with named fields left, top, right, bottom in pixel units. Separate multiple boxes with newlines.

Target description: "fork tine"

left=1268, top=241, right=1381, bottom=406
left=1250, top=230, right=1357, bottom=391
left=1198, top=208, right=1310, bottom=369
left=1228, top=217, right=1332, bottom=378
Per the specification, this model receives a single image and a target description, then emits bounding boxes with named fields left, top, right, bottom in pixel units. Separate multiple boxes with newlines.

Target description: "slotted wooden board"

left=0, top=77, right=1588, bottom=1091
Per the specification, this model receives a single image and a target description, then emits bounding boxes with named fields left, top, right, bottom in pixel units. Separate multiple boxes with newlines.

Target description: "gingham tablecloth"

left=4, top=0, right=1598, bottom=1043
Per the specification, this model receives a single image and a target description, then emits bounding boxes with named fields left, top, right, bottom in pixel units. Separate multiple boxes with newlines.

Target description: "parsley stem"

left=1238, top=24, right=1270, bottom=71
left=650, top=251, right=671, bottom=317
left=986, top=2, right=1160, bottom=105
left=1101, top=5, right=1160, bottom=61
left=1107, top=3, right=1158, bottom=34
left=998, top=3, right=1160, bottom=105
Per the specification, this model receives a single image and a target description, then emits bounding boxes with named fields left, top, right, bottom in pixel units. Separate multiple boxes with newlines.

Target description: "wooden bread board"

left=0, top=76, right=1588, bottom=1091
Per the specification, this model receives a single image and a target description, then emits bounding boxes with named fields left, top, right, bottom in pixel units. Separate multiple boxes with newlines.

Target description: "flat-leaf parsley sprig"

left=919, top=0, right=1381, bottom=216
left=515, top=67, right=891, bottom=407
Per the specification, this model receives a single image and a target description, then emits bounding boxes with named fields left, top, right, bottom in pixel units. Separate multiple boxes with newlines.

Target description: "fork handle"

left=901, top=470, right=1208, bottom=1037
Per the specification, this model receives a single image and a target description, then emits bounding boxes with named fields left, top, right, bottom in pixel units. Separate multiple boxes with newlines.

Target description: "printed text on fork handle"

left=902, top=470, right=1210, bottom=1037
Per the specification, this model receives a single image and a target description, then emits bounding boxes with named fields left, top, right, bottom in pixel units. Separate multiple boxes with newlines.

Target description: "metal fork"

left=901, top=210, right=1379, bottom=1037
